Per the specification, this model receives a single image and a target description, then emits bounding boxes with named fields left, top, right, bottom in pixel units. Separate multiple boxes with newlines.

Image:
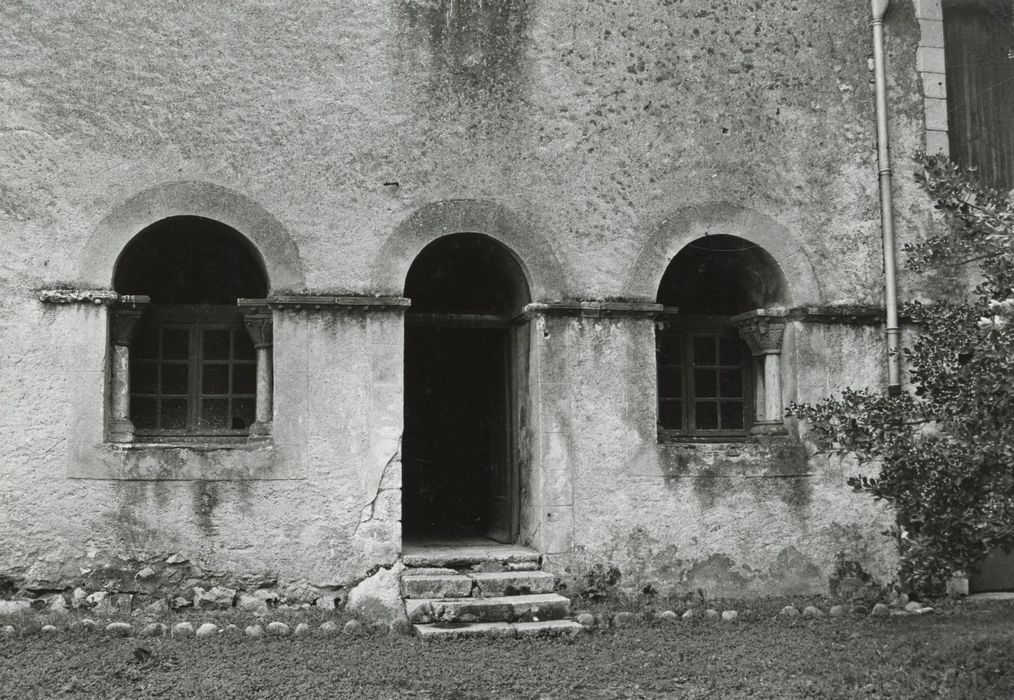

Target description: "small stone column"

left=239, top=300, right=273, bottom=440
left=732, top=309, right=787, bottom=436
left=108, top=296, right=149, bottom=443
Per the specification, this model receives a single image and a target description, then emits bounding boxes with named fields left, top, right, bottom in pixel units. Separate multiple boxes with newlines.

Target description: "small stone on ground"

left=704, top=609, right=720, bottom=620
left=576, top=612, right=595, bottom=628
left=266, top=622, right=290, bottom=637
left=803, top=606, right=825, bottom=619
left=829, top=605, right=846, bottom=617
left=172, top=622, right=195, bottom=638
left=721, top=610, right=738, bottom=622
left=196, top=623, right=218, bottom=637
left=780, top=606, right=800, bottom=617
left=871, top=603, right=890, bottom=617
left=245, top=625, right=264, bottom=637
left=105, top=622, right=132, bottom=637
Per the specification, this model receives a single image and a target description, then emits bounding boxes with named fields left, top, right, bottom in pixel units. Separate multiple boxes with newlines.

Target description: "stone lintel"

left=264, top=295, right=411, bottom=312
left=520, top=300, right=663, bottom=320
left=791, top=306, right=886, bottom=325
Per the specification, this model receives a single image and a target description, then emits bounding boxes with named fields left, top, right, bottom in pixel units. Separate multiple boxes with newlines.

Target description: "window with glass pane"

left=130, top=308, right=256, bottom=437
left=656, top=319, right=750, bottom=436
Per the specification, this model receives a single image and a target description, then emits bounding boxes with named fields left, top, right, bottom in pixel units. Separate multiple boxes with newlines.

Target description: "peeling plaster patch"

left=768, top=545, right=823, bottom=594
left=684, top=553, right=753, bottom=594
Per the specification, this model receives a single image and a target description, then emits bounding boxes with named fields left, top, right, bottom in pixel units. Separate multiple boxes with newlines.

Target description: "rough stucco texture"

left=0, top=0, right=935, bottom=596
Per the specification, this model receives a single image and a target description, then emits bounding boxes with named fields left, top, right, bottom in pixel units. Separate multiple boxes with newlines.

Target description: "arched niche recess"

left=80, top=181, right=305, bottom=291
left=625, top=203, right=820, bottom=306
left=105, top=213, right=278, bottom=444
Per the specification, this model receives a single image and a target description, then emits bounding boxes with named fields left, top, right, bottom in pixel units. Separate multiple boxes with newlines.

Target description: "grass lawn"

left=2, top=601, right=1013, bottom=698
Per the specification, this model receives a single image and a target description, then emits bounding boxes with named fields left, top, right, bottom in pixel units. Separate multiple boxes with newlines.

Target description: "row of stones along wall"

left=0, top=1, right=937, bottom=602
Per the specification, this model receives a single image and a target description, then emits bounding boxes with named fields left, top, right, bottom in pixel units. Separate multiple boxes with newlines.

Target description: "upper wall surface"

left=1, top=0, right=931, bottom=303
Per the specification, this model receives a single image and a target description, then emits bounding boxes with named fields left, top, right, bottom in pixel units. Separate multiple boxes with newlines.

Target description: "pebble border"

left=0, top=600, right=939, bottom=639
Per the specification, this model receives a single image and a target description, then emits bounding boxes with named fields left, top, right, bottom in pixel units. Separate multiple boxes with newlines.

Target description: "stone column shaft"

left=108, top=297, right=149, bottom=443
left=239, top=300, right=273, bottom=440
left=731, top=309, right=787, bottom=436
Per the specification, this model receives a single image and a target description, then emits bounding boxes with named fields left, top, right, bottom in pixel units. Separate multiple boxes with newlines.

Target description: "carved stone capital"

left=239, top=299, right=273, bottom=348
left=731, top=309, right=787, bottom=356
left=110, top=297, right=150, bottom=346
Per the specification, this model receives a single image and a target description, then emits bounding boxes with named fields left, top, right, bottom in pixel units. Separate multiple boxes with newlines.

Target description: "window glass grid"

left=657, top=323, right=750, bottom=437
left=130, top=317, right=255, bottom=436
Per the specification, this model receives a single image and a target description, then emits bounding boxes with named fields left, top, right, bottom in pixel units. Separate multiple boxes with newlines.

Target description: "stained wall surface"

left=0, top=0, right=938, bottom=600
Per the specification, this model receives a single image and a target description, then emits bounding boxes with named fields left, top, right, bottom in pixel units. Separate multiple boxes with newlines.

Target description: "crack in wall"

left=352, top=448, right=400, bottom=537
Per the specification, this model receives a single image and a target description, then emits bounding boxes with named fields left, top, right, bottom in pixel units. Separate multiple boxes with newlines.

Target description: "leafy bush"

left=789, top=155, right=1014, bottom=595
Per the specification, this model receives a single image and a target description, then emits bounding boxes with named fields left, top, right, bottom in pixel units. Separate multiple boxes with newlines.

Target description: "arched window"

left=111, top=216, right=269, bottom=442
left=656, top=235, right=787, bottom=438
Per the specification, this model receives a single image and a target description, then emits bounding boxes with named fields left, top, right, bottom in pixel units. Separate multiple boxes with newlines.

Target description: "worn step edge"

left=414, top=619, right=585, bottom=639
left=406, top=593, right=571, bottom=624
left=403, top=550, right=541, bottom=568
left=401, top=570, right=558, bottom=599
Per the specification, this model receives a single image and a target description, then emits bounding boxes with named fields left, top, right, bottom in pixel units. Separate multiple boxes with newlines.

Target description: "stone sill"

left=653, top=437, right=814, bottom=479
left=69, top=441, right=307, bottom=481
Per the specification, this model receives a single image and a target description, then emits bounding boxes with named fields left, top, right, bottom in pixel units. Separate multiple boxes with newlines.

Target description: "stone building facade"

left=1, top=1, right=1002, bottom=606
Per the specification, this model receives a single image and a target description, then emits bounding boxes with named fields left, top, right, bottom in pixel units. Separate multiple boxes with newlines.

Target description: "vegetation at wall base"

left=789, top=155, right=1014, bottom=596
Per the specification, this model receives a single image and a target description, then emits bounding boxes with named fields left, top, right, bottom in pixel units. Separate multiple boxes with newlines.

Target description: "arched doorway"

left=402, top=233, right=530, bottom=543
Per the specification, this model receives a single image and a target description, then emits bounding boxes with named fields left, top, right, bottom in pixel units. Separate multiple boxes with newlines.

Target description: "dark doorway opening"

left=402, top=234, right=528, bottom=543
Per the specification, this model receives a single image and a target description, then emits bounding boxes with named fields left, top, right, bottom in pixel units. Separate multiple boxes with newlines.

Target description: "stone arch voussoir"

left=79, top=181, right=306, bottom=292
left=624, top=203, right=822, bottom=306
left=371, top=199, right=569, bottom=302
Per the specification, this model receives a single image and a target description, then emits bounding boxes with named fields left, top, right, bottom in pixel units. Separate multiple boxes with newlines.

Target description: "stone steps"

left=406, top=592, right=571, bottom=624
left=402, top=570, right=556, bottom=599
left=400, top=547, right=580, bottom=638
left=415, top=619, right=584, bottom=639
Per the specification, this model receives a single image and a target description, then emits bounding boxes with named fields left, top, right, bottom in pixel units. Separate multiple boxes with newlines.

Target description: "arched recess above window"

left=108, top=216, right=274, bottom=444
left=655, top=235, right=788, bottom=439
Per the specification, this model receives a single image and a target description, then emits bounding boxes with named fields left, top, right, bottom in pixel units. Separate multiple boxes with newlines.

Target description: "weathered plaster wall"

left=1, top=0, right=935, bottom=598
left=533, top=314, right=897, bottom=597
left=0, top=302, right=402, bottom=599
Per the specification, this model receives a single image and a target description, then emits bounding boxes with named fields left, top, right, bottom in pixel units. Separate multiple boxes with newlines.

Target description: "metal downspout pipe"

left=871, top=0, right=902, bottom=395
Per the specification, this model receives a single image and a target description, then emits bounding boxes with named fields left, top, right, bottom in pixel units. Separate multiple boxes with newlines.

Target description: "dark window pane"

left=657, top=333, right=682, bottom=365
left=694, top=368, right=717, bottom=398
left=721, top=401, right=745, bottom=430
left=659, top=400, right=682, bottom=430
left=658, top=367, right=682, bottom=400
left=162, top=328, right=190, bottom=359
left=233, top=329, right=255, bottom=360
left=133, top=328, right=158, bottom=359
left=232, top=398, right=256, bottom=429
left=692, top=337, right=716, bottom=365
left=200, top=398, right=230, bottom=430
left=161, top=398, right=188, bottom=430
left=132, top=362, right=158, bottom=394
left=161, top=364, right=189, bottom=395
left=202, top=365, right=230, bottom=395
left=203, top=329, right=231, bottom=360
left=719, top=369, right=743, bottom=398
left=232, top=364, right=256, bottom=395
left=695, top=401, right=718, bottom=430
left=131, top=397, right=157, bottom=430
left=719, top=337, right=741, bottom=365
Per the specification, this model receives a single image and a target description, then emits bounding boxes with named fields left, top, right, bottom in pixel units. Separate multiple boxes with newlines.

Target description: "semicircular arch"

left=625, top=203, right=821, bottom=306
left=79, top=181, right=305, bottom=291
left=371, top=199, right=568, bottom=302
